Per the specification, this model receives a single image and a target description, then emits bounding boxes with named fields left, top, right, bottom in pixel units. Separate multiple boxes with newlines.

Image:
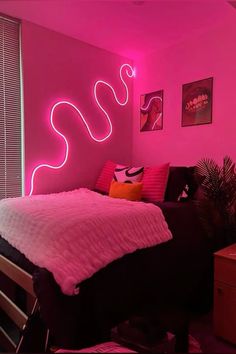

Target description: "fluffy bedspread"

left=0, top=189, right=172, bottom=295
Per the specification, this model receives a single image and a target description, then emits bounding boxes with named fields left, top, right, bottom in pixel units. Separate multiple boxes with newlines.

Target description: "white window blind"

left=0, top=17, right=22, bottom=199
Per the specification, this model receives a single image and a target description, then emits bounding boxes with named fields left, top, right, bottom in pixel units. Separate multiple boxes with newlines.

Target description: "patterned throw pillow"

left=114, top=165, right=144, bottom=184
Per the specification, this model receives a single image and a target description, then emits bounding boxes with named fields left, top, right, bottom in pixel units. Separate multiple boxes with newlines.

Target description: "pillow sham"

left=109, top=181, right=143, bottom=201
left=164, top=166, right=189, bottom=201
left=95, top=160, right=116, bottom=194
left=164, top=166, right=200, bottom=201
left=186, top=166, right=200, bottom=199
left=114, top=165, right=144, bottom=184
left=142, top=163, right=170, bottom=202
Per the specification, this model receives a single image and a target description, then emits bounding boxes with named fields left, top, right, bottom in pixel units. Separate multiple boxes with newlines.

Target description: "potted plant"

left=195, top=156, right=236, bottom=251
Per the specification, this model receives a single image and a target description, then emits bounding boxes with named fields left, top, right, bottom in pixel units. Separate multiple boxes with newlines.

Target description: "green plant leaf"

left=195, top=155, right=236, bottom=248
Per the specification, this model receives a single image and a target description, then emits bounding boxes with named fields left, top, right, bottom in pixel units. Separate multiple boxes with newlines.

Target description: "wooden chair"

left=0, top=255, right=49, bottom=352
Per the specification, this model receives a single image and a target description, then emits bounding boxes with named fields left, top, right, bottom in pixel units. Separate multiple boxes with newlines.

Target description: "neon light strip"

left=29, top=64, right=135, bottom=196
left=141, top=95, right=162, bottom=130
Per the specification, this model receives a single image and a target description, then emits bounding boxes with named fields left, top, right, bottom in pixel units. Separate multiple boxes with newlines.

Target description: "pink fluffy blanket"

left=0, top=189, right=172, bottom=295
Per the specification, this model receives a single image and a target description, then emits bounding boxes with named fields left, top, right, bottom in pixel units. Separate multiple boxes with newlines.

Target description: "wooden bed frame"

left=0, top=255, right=49, bottom=352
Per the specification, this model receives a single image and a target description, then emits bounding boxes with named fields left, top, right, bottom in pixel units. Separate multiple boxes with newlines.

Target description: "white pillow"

left=114, top=164, right=144, bottom=183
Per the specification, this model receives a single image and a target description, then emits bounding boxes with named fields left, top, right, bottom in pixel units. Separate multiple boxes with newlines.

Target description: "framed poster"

left=182, top=77, right=213, bottom=127
left=140, top=90, right=163, bottom=132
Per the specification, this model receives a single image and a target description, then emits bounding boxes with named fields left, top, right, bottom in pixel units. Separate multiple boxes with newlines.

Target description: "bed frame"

left=0, top=195, right=212, bottom=351
left=0, top=255, right=49, bottom=352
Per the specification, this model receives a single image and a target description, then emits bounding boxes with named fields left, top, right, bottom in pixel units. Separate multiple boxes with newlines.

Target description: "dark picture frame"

left=182, top=77, right=213, bottom=127
left=140, top=90, right=163, bottom=132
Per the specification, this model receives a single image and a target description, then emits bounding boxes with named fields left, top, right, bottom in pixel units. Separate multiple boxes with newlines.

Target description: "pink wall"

left=132, top=18, right=236, bottom=167
left=22, top=21, right=133, bottom=195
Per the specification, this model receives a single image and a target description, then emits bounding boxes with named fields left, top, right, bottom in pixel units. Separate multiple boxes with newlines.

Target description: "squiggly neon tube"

left=29, top=64, right=135, bottom=196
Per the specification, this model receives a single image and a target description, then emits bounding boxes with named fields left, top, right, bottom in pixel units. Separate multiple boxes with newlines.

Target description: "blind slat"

left=0, top=17, right=22, bottom=200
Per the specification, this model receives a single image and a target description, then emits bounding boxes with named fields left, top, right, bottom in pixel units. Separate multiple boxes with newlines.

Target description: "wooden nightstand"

left=214, top=243, right=236, bottom=344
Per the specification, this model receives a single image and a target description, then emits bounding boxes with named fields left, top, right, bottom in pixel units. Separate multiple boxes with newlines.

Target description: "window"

left=0, top=16, right=23, bottom=199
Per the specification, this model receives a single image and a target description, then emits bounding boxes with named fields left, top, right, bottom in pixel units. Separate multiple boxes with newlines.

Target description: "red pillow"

left=142, top=163, right=170, bottom=202
left=95, top=160, right=116, bottom=193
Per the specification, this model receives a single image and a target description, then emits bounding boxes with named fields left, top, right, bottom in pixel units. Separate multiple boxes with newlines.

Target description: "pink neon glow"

left=141, top=96, right=162, bottom=130
left=29, top=64, right=134, bottom=196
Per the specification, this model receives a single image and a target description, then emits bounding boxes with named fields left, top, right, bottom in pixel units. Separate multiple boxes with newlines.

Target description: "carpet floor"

left=190, top=311, right=236, bottom=353
left=56, top=311, right=236, bottom=353
left=1, top=311, right=236, bottom=353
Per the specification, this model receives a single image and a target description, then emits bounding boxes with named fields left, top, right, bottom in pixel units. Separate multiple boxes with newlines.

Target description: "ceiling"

left=0, top=0, right=234, bottom=59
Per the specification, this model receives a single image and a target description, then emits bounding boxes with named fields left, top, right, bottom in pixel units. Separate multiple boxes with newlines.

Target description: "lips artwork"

left=182, top=77, right=213, bottom=127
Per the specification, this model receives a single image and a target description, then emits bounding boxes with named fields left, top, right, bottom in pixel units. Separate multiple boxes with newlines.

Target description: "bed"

left=0, top=167, right=213, bottom=352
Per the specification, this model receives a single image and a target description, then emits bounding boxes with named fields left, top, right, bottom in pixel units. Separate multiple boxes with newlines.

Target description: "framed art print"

left=182, top=77, right=213, bottom=127
left=140, top=90, right=163, bottom=132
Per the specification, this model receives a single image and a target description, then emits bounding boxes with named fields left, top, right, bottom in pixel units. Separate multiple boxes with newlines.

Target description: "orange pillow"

left=109, top=181, right=143, bottom=201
